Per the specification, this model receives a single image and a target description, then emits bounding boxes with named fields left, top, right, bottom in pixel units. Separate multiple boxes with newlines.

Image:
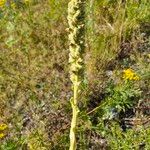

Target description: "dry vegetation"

left=0, top=0, right=150, bottom=149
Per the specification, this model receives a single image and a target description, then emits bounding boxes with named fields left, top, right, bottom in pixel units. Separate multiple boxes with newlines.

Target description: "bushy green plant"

left=102, top=80, right=141, bottom=119
left=107, top=123, right=150, bottom=150
left=87, top=69, right=141, bottom=120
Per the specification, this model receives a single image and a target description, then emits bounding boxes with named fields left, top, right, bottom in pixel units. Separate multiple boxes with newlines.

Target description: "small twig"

left=87, top=105, right=101, bottom=115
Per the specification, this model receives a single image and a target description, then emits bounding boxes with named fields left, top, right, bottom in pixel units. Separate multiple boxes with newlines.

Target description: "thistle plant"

left=67, top=0, right=85, bottom=150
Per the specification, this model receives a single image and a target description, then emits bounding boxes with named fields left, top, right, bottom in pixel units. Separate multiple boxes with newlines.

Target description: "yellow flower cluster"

left=0, top=124, right=7, bottom=130
left=24, top=0, right=31, bottom=4
left=0, top=133, right=5, bottom=138
left=0, top=123, right=7, bottom=139
left=0, top=0, right=6, bottom=7
left=123, top=69, right=140, bottom=81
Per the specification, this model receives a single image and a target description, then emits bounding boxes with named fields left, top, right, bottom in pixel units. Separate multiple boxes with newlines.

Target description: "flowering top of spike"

left=67, top=0, right=84, bottom=84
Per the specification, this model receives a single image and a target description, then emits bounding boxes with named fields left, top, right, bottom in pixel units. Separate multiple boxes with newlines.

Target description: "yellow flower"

left=24, top=0, right=30, bottom=3
left=123, top=69, right=140, bottom=81
left=0, top=133, right=5, bottom=139
left=0, top=0, right=6, bottom=8
left=0, top=124, right=8, bottom=131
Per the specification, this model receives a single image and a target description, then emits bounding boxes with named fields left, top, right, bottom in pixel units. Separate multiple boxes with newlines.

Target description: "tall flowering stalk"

left=67, top=0, right=85, bottom=150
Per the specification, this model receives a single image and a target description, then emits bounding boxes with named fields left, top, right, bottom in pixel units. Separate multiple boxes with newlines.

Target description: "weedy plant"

left=107, top=122, right=150, bottom=149
left=67, top=0, right=85, bottom=149
left=89, top=69, right=142, bottom=120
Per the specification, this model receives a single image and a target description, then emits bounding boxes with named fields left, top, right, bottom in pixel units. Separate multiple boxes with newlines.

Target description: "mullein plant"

left=67, top=0, right=85, bottom=150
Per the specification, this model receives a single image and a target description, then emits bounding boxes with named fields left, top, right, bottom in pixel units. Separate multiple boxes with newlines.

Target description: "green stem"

left=69, top=76, right=79, bottom=150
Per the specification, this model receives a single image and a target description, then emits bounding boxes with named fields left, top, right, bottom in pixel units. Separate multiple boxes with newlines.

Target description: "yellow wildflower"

left=123, top=69, right=140, bottom=81
left=24, top=0, right=30, bottom=3
left=0, top=124, right=8, bottom=131
left=0, top=0, right=6, bottom=8
left=0, top=133, right=5, bottom=139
